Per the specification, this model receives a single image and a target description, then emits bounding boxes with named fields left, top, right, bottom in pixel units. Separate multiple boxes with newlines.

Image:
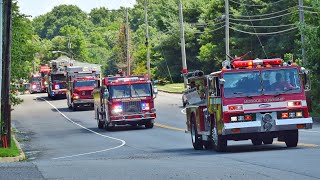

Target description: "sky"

left=17, top=0, right=137, bottom=18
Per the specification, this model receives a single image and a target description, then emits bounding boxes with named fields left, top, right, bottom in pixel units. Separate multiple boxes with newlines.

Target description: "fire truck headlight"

left=112, top=105, right=123, bottom=114
left=32, top=84, right=37, bottom=89
left=230, top=116, right=237, bottom=122
left=44, top=81, right=48, bottom=85
left=55, top=84, right=60, bottom=90
left=296, top=111, right=303, bottom=117
left=73, top=94, right=80, bottom=100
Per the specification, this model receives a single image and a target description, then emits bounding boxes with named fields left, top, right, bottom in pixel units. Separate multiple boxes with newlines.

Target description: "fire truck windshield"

left=131, top=84, right=151, bottom=97
left=262, top=68, right=301, bottom=95
left=30, top=77, right=41, bottom=83
left=52, top=74, right=66, bottom=82
left=223, top=71, right=262, bottom=98
left=223, top=68, right=302, bottom=98
left=109, top=83, right=151, bottom=99
left=74, top=80, right=96, bottom=87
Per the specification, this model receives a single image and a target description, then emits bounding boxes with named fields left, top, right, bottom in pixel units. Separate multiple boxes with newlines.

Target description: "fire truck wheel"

left=262, top=138, right=273, bottom=145
left=145, top=121, right=154, bottom=129
left=251, top=138, right=263, bottom=146
left=72, top=104, right=78, bottom=111
left=98, top=121, right=104, bottom=129
left=212, top=124, right=227, bottom=152
left=190, top=115, right=203, bottom=150
left=284, top=130, right=298, bottom=147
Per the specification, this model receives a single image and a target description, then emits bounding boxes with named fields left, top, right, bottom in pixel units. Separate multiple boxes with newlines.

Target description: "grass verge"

left=157, top=83, right=185, bottom=93
left=0, top=137, right=20, bottom=157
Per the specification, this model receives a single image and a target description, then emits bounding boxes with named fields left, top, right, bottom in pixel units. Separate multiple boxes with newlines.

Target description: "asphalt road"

left=1, top=91, right=320, bottom=180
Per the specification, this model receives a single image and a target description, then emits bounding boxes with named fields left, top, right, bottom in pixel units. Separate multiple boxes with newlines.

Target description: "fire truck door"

left=209, top=77, right=223, bottom=134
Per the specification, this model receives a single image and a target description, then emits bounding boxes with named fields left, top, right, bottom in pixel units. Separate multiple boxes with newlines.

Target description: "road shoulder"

left=0, top=134, right=26, bottom=162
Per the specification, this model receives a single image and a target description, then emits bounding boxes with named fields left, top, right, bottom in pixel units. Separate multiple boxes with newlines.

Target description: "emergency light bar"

left=105, top=75, right=148, bottom=84
left=232, top=58, right=282, bottom=68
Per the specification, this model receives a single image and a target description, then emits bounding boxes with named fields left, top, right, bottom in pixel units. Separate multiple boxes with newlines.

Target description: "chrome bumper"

left=223, top=117, right=313, bottom=135
left=74, top=99, right=94, bottom=104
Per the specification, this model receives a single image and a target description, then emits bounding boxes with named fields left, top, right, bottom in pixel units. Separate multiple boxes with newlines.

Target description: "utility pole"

left=0, top=0, right=3, bottom=144
left=225, top=0, right=230, bottom=61
left=125, top=8, right=131, bottom=76
left=299, top=0, right=306, bottom=65
left=1, top=0, right=13, bottom=148
left=178, top=0, right=188, bottom=88
left=144, top=0, right=151, bottom=78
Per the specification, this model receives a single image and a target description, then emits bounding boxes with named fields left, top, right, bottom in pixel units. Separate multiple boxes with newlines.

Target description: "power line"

left=230, top=11, right=294, bottom=22
left=242, top=6, right=268, bottom=58
left=194, top=25, right=225, bottom=34
left=230, top=22, right=296, bottom=28
left=193, top=21, right=225, bottom=27
left=229, top=0, right=288, bottom=7
left=230, top=6, right=297, bottom=18
left=230, top=26, right=298, bottom=35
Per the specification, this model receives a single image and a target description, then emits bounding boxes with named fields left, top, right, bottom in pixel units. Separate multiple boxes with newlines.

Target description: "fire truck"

left=93, top=75, right=157, bottom=130
left=66, top=66, right=100, bottom=111
left=184, top=57, right=313, bottom=152
left=46, top=59, right=70, bottom=99
left=39, top=65, right=50, bottom=92
left=29, top=73, right=42, bottom=94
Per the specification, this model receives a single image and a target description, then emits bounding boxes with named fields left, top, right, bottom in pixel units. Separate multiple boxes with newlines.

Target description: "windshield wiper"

left=133, top=87, right=141, bottom=99
left=274, top=87, right=300, bottom=97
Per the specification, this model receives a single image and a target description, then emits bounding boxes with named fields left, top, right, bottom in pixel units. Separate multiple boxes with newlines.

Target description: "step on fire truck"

left=46, top=59, right=70, bottom=99
left=39, top=65, right=50, bottom=92
left=93, top=75, right=157, bottom=130
left=184, top=57, right=313, bottom=152
left=66, top=66, right=100, bottom=111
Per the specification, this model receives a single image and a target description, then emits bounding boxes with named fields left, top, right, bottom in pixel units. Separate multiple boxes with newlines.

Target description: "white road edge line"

left=37, top=97, right=126, bottom=160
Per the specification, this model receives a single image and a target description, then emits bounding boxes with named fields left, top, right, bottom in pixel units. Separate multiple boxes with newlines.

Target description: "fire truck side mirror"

left=104, top=89, right=109, bottom=98
left=219, top=78, right=225, bottom=85
left=301, top=67, right=311, bottom=91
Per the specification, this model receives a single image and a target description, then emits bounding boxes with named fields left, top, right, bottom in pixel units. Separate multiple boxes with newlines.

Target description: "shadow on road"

left=152, top=144, right=299, bottom=156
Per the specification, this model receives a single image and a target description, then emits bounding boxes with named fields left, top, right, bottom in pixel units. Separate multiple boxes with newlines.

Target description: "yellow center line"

left=154, top=123, right=186, bottom=131
left=154, top=123, right=320, bottom=148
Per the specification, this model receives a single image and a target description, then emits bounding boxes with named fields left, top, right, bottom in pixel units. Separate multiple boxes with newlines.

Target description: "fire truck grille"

left=122, top=101, right=142, bottom=114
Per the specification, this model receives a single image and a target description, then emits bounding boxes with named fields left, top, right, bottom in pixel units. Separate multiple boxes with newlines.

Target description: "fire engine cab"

left=93, top=75, right=157, bottom=130
left=185, top=57, right=313, bottom=152
left=66, top=66, right=100, bottom=111
left=39, top=65, right=50, bottom=92
left=29, top=73, right=42, bottom=94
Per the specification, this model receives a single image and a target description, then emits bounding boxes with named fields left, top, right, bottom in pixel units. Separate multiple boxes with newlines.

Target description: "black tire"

left=145, top=121, right=154, bottom=129
left=284, top=130, right=298, bottom=147
left=98, top=121, right=104, bottom=129
left=212, top=117, right=227, bottom=152
left=203, top=141, right=214, bottom=150
left=263, top=138, right=274, bottom=145
left=251, top=138, right=263, bottom=146
left=190, top=114, right=203, bottom=150
left=72, top=104, right=77, bottom=111
left=104, top=123, right=113, bottom=131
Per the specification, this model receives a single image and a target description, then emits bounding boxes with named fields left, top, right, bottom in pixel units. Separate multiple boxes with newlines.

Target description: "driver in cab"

left=271, top=73, right=294, bottom=91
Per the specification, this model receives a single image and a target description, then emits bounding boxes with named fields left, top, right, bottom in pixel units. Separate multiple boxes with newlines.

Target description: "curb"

left=158, top=90, right=183, bottom=94
left=0, top=134, right=26, bottom=163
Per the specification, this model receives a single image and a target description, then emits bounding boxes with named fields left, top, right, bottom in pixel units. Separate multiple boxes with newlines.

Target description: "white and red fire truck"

left=39, top=65, right=50, bottom=92
left=66, top=66, right=100, bottom=111
left=185, top=57, right=313, bottom=152
left=46, top=59, right=70, bottom=99
left=93, top=75, right=157, bottom=130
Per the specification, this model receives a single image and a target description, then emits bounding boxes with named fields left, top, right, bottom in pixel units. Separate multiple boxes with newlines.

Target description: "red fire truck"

left=93, top=75, right=157, bottom=130
left=185, top=58, right=313, bottom=152
left=29, top=73, right=42, bottom=94
left=46, top=59, right=69, bottom=99
left=39, top=65, right=50, bottom=92
left=66, top=66, right=100, bottom=111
